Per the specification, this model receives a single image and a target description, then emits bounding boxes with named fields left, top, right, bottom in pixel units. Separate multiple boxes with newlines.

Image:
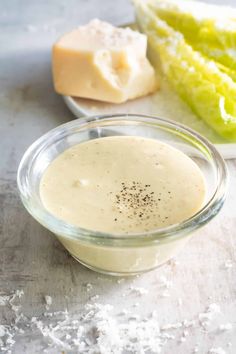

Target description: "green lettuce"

left=133, top=0, right=236, bottom=141
left=148, top=0, right=236, bottom=70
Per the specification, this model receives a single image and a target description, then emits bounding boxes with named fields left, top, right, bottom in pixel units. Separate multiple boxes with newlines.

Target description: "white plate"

left=63, top=80, right=236, bottom=159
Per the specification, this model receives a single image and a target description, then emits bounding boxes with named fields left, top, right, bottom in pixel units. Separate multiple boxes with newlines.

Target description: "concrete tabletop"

left=1, top=0, right=236, bottom=353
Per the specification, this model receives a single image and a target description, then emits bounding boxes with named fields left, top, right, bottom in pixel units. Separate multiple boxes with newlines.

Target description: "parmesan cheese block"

left=52, top=19, right=158, bottom=103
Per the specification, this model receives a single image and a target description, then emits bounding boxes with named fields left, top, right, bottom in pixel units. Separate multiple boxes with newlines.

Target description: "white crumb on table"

left=128, top=286, right=149, bottom=296
left=0, top=325, right=6, bottom=337
left=161, top=322, right=182, bottom=330
left=199, top=303, right=221, bottom=327
left=117, top=278, right=125, bottom=284
left=219, top=323, right=233, bottom=331
left=90, top=294, right=99, bottom=301
left=178, top=298, right=183, bottom=306
left=208, top=347, right=226, bottom=354
left=85, top=283, right=93, bottom=292
left=0, top=283, right=235, bottom=354
left=44, top=295, right=52, bottom=309
left=223, top=260, right=233, bottom=269
left=183, top=319, right=196, bottom=328
left=161, top=290, right=171, bottom=297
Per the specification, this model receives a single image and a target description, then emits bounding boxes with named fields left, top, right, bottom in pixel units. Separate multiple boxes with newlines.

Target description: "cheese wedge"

left=52, top=19, right=158, bottom=103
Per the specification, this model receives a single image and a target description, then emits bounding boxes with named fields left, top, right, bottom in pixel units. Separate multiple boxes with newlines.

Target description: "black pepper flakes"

left=113, top=181, right=160, bottom=225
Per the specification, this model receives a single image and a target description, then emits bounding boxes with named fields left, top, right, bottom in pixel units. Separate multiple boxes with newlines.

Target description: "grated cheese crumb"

left=183, top=320, right=195, bottom=328
left=161, top=291, right=170, bottom=298
left=0, top=295, right=10, bottom=306
left=180, top=335, right=186, bottom=343
left=178, top=298, right=183, bottom=306
left=199, top=303, right=221, bottom=327
left=0, top=288, right=234, bottom=354
left=117, top=278, right=125, bottom=284
left=161, top=322, right=182, bottom=330
left=208, top=347, right=226, bottom=354
left=90, top=295, right=99, bottom=302
left=159, top=275, right=173, bottom=289
left=223, top=260, right=233, bottom=269
left=85, top=283, right=93, bottom=292
left=129, top=286, right=148, bottom=296
left=219, top=323, right=233, bottom=331
left=44, top=295, right=52, bottom=310
left=0, top=326, right=5, bottom=337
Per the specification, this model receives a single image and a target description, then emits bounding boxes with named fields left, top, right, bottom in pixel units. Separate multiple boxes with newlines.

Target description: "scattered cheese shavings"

left=159, top=275, right=173, bottom=289
left=161, top=291, right=170, bottom=298
left=90, top=295, right=99, bottom=302
left=0, top=296, right=10, bottom=306
left=161, top=322, right=182, bottom=330
left=178, top=298, right=183, bottom=306
left=0, top=288, right=234, bottom=354
left=128, top=286, right=149, bottom=296
left=223, top=260, right=233, bottom=269
left=0, top=326, right=5, bottom=337
left=44, top=295, right=52, bottom=310
left=39, top=302, right=164, bottom=353
left=208, top=347, right=226, bottom=354
left=85, top=283, right=93, bottom=292
left=120, top=309, right=129, bottom=316
left=161, top=332, right=175, bottom=340
left=219, top=323, right=233, bottom=331
left=0, top=290, right=24, bottom=353
left=183, top=320, right=195, bottom=328
left=180, top=335, right=186, bottom=343
left=199, top=303, right=221, bottom=327
left=208, top=303, right=221, bottom=313
left=183, top=330, right=189, bottom=337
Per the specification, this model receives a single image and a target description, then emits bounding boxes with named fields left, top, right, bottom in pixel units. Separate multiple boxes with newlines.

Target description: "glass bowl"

left=17, top=114, right=228, bottom=276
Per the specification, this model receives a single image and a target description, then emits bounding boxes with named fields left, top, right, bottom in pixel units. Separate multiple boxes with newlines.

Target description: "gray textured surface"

left=0, top=0, right=236, bottom=353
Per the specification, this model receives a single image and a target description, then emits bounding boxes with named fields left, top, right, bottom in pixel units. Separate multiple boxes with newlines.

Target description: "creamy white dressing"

left=40, top=136, right=206, bottom=234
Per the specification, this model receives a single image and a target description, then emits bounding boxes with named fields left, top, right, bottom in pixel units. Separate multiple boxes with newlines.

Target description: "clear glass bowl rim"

left=17, top=113, right=228, bottom=246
